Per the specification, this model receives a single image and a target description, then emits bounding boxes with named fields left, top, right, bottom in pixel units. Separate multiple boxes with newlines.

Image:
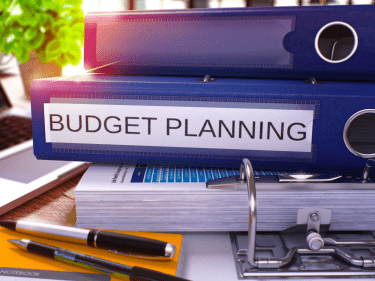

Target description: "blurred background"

left=84, top=0, right=373, bottom=11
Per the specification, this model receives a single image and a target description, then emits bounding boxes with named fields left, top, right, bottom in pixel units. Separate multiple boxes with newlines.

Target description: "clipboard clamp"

left=208, top=158, right=375, bottom=279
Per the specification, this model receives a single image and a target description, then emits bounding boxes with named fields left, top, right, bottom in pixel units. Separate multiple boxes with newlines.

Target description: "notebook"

left=0, top=81, right=90, bottom=215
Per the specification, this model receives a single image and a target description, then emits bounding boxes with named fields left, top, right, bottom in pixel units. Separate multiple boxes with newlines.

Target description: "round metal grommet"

left=343, top=109, right=375, bottom=158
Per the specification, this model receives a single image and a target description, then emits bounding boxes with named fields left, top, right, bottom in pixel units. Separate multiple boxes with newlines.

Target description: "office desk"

left=0, top=172, right=82, bottom=225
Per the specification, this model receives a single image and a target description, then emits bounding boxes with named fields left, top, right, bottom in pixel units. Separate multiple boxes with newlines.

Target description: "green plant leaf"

left=15, top=44, right=31, bottom=63
left=57, top=25, right=72, bottom=39
left=23, top=27, right=38, bottom=41
left=65, top=43, right=81, bottom=65
left=56, top=54, right=68, bottom=67
left=30, top=12, right=43, bottom=26
left=40, top=12, right=53, bottom=27
left=45, top=38, right=61, bottom=56
left=70, top=22, right=84, bottom=38
left=19, top=0, right=39, bottom=7
left=29, top=32, right=45, bottom=49
left=51, top=18, right=66, bottom=35
left=0, top=0, right=83, bottom=66
left=40, top=0, right=59, bottom=12
left=3, top=41, right=14, bottom=54
left=35, top=48, right=47, bottom=62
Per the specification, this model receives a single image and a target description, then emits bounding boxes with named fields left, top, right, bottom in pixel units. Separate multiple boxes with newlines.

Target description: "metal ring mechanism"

left=239, top=158, right=257, bottom=267
left=241, top=158, right=375, bottom=269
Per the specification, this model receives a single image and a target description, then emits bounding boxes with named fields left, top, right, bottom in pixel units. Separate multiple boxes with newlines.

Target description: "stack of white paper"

left=75, top=163, right=375, bottom=232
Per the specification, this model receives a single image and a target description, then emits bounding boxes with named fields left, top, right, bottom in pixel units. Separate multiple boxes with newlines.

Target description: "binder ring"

left=315, top=21, right=358, bottom=64
left=239, top=158, right=257, bottom=267
left=343, top=109, right=375, bottom=158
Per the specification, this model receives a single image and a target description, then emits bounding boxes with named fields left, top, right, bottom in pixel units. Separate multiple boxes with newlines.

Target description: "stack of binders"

left=30, top=5, right=375, bottom=232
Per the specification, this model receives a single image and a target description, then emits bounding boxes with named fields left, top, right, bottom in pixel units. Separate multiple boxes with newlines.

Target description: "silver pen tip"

left=8, top=239, right=30, bottom=250
left=165, top=243, right=176, bottom=258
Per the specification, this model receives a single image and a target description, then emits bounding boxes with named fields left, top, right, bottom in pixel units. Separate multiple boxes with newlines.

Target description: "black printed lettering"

left=185, top=119, right=197, bottom=137
left=86, top=115, right=101, bottom=132
left=67, top=115, right=82, bottom=132
left=219, top=120, right=235, bottom=138
left=142, top=117, right=157, bottom=135
left=198, top=120, right=216, bottom=137
left=267, top=122, right=284, bottom=140
left=50, top=114, right=64, bottom=131
left=239, top=121, right=255, bottom=139
left=288, top=122, right=306, bottom=141
left=125, top=117, right=140, bottom=134
left=167, top=118, right=182, bottom=135
left=104, top=116, right=121, bottom=133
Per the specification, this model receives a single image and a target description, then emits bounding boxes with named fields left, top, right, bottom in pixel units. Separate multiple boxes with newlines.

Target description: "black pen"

left=0, top=220, right=175, bottom=259
left=8, top=239, right=190, bottom=281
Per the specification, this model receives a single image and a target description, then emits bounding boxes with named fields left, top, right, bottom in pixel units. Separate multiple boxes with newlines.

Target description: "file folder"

left=84, top=5, right=375, bottom=81
left=31, top=74, right=375, bottom=172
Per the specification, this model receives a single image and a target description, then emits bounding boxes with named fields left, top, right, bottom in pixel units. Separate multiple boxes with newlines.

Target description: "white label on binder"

left=44, top=103, right=314, bottom=152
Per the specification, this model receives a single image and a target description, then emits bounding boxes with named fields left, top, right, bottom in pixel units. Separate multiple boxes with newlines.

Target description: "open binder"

left=207, top=158, right=375, bottom=279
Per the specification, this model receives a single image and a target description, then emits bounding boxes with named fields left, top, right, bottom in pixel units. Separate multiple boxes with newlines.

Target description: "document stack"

left=75, top=163, right=375, bottom=232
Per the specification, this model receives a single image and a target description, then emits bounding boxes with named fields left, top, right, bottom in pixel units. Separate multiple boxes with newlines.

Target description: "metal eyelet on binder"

left=208, top=158, right=375, bottom=279
left=197, top=75, right=216, bottom=82
left=362, top=159, right=375, bottom=183
left=304, top=77, right=324, bottom=84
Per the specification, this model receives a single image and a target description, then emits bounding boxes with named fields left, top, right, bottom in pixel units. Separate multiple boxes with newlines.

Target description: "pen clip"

left=108, top=250, right=172, bottom=261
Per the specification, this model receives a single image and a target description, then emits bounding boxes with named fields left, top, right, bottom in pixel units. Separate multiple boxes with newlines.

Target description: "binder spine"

left=31, top=75, right=375, bottom=172
left=84, top=5, right=375, bottom=81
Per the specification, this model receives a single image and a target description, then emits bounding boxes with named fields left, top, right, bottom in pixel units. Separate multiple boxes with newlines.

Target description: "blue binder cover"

left=84, top=5, right=375, bottom=81
left=31, top=75, right=375, bottom=172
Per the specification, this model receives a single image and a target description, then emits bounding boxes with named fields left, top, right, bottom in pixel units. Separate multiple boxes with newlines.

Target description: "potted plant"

left=0, top=0, right=84, bottom=96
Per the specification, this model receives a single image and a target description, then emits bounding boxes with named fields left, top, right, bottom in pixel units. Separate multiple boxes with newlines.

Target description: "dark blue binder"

left=84, top=5, right=375, bottom=81
left=31, top=75, right=375, bottom=172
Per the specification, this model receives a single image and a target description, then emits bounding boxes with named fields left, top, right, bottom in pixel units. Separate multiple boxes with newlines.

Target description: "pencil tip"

left=0, top=220, right=16, bottom=231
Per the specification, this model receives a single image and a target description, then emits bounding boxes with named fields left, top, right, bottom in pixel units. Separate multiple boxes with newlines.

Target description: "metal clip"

left=197, top=75, right=216, bottom=82
left=277, top=172, right=342, bottom=183
left=108, top=250, right=172, bottom=260
left=362, top=158, right=375, bottom=183
left=304, top=77, right=324, bottom=84
left=206, top=171, right=342, bottom=189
